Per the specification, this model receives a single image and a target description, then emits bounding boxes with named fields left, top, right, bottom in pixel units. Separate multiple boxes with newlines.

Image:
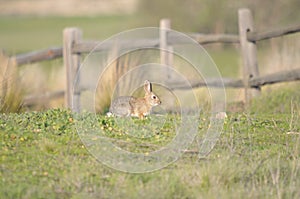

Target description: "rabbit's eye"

left=152, top=95, right=156, bottom=99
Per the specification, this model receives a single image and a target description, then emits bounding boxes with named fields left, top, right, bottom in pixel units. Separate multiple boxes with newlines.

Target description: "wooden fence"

left=12, top=8, right=300, bottom=111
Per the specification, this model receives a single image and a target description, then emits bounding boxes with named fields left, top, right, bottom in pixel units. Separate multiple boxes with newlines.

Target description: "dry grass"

left=93, top=48, right=214, bottom=114
left=0, top=51, right=24, bottom=112
left=0, top=51, right=65, bottom=112
left=95, top=50, right=149, bottom=113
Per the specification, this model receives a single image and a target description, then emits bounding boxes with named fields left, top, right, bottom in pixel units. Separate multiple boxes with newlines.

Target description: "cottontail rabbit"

left=108, top=80, right=161, bottom=119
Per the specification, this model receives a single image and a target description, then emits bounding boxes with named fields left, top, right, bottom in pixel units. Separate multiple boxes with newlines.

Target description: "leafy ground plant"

left=1, top=107, right=299, bottom=198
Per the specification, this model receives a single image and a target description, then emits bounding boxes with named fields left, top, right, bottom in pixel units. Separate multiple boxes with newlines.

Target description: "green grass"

left=250, top=83, right=300, bottom=114
left=0, top=15, right=139, bottom=53
left=1, top=15, right=300, bottom=198
left=1, top=102, right=299, bottom=198
left=207, top=46, right=240, bottom=78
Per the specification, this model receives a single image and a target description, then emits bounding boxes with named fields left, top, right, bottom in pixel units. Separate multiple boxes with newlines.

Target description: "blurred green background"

left=1, top=0, right=300, bottom=53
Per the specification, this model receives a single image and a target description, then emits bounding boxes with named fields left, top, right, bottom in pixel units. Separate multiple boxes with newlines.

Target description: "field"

left=1, top=86, right=300, bottom=198
left=0, top=15, right=139, bottom=53
left=1, top=14, right=300, bottom=198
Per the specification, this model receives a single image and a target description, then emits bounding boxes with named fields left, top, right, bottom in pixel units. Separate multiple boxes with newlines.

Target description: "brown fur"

left=129, top=80, right=161, bottom=119
left=109, top=80, right=161, bottom=119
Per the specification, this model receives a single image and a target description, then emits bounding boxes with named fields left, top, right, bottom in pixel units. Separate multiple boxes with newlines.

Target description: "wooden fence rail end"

left=14, top=47, right=62, bottom=66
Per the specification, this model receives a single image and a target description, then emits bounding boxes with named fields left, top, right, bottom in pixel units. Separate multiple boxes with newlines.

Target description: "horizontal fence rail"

left=249, top=68, right=300, bottom=86
left=14, top=47, right=62, bottom=65
left=72, top=39, right=160, bottom=54
left=247, top=23, right=300, bottom=42
left=184, top=33, right=240, bottom=44
left=169, top=68, right=300, bottom=90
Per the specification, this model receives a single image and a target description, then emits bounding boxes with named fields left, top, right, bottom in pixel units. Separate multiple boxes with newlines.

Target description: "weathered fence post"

left=238, top=8, right=261, bottom=104
left=160, top=19, right=174, bottom=81
left=63, top=28, right=82, bottom=112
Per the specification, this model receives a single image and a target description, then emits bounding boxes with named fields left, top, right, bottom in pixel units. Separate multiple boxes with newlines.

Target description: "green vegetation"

left=1, top=88, right=300, bottom=198
left=250, top=83, right=300, bottom=114
left=1, top=2, right=300, bottom=198
left=0, top=15, right=138, bottom=53
left=207, top=47, right=240, bottom=78
left=138, top=0, right=300, bottom=33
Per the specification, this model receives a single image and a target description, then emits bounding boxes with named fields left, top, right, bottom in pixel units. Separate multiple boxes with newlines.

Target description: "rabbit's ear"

left=144, top=80, right=152, bottom=93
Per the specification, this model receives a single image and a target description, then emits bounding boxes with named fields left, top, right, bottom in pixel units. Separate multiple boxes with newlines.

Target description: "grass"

left=1, top=14, right=300, bottom=198
left=205, top=45, right=240, bottom=78
left=0, top=15, right=139, bottom=53
left=1, top=89, right=300, bottom=198
left=250, top=82, right=300, bottom=114
left=0, top=52, right=24, bottom=113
